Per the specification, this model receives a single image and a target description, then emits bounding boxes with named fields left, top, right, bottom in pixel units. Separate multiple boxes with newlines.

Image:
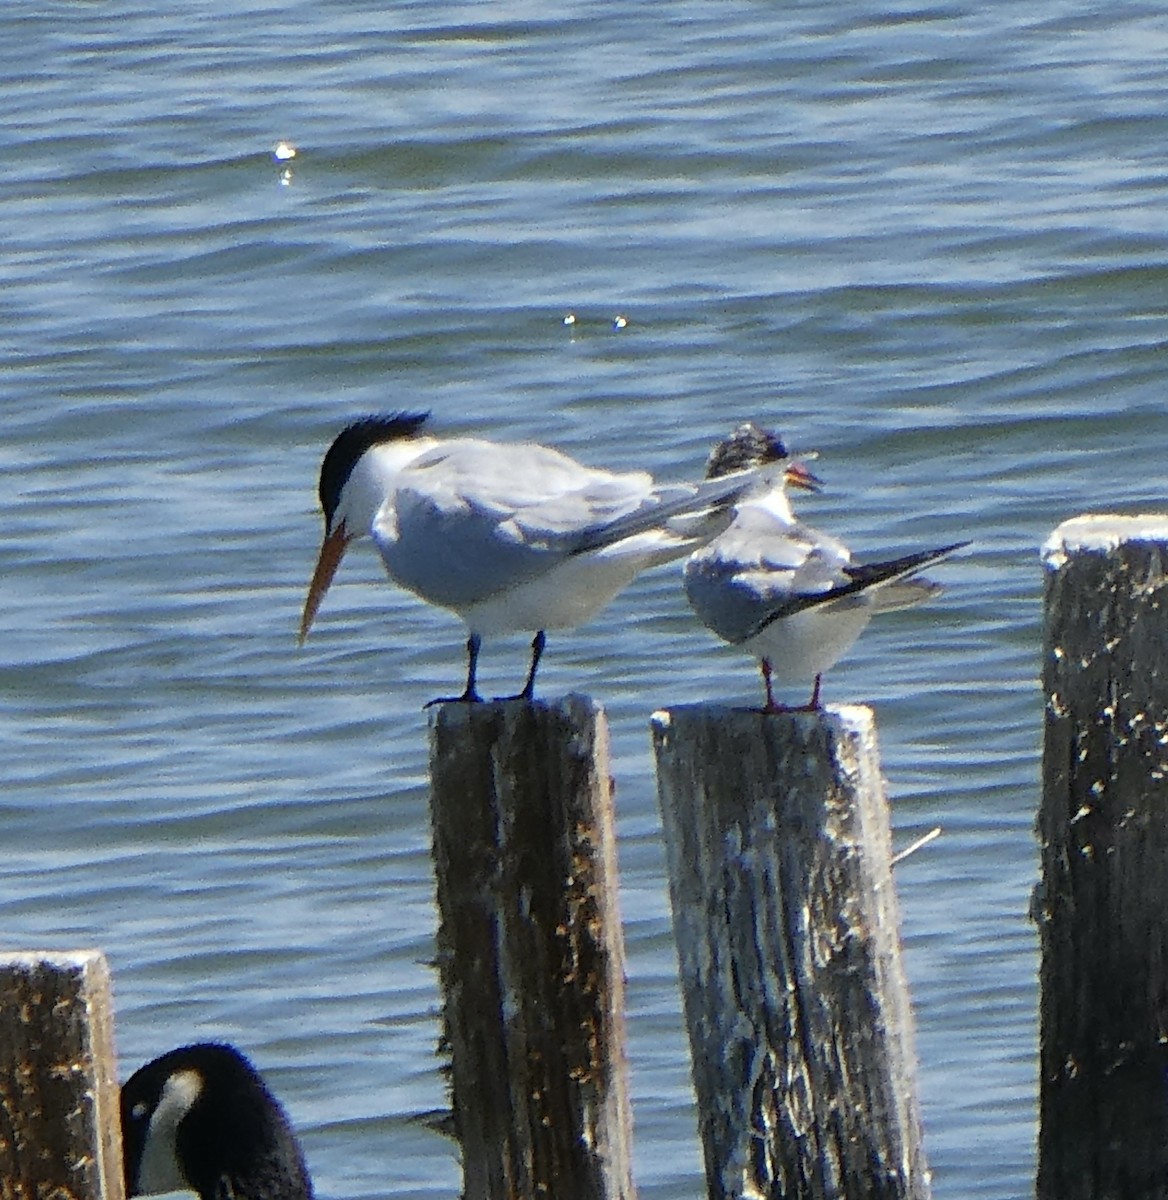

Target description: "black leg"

left=424, top=634, right=483, bottom=707
left=495, top=631, right=545, bottom=703
left=519, top=630, right=545, bottom=700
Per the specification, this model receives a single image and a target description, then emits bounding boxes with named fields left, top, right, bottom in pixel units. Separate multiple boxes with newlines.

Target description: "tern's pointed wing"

left=372, top=438, right=672, bottom=607
left=685, top=510, right=852, bottom=645
left=745, top=540, right=969, bottom=635
left=567, top=466, right=765, bottom=555
left=411, top=439, right=655, bottom=529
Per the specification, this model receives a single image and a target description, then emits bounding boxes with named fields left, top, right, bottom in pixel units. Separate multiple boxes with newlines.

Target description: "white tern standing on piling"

left=684, top=422, right=968, bottom=711
left=121, top=1043, right=314, bottom=1200
left=299, top=412, right=781, bottom=704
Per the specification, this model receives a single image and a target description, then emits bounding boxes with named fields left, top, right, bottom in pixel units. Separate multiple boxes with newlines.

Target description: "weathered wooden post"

left=429, top=695, right=636, bottom=1200
left=1037, top=515, right=1168, bottom=1200
left=0, top=949, right=124, bottom=1199
left=651, top=704, right=930, bottom=1200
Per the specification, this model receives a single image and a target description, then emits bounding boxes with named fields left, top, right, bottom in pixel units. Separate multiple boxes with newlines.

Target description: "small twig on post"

left=891, top=826, right=942, bottom=868
left=1037, top=515, right=1168, bottom=1200
left=0, top=949, right=124, bottom=1199
left=428, top=695, right=635, bottom=1200
left=651, top=704, right=930, bottom=1200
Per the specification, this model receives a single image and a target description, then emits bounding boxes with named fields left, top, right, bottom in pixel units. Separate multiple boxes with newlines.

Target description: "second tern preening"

left=685, top=422, right=967, bottom=712
left=299, top=413, right=778, bottom=703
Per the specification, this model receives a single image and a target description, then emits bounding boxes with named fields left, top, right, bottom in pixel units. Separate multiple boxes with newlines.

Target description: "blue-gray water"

left=4, top=2, right=1167, bottom=1196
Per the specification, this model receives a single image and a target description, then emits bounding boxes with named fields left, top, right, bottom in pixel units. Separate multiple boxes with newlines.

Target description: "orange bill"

left=785, top=459, right=823, bottom=492
left=298, top=525, right=351, bottom=644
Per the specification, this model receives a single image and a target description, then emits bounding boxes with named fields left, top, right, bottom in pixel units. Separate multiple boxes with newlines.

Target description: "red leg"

left=759, top=663, right=823, bottom=715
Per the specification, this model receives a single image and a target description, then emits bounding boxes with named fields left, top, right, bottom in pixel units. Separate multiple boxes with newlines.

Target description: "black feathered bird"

left=121, top=1043, right=313, bottom=1200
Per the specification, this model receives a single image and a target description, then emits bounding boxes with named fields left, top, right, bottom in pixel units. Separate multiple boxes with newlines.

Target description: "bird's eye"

left=130, top=1101, right=150, bottom=1121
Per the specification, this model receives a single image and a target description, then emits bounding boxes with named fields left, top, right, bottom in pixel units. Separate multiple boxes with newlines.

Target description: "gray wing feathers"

left=686, top=534, right=966, bottom=645
left=373, top=439, right=759, bottom=609
left=747, top=540, right=968, bottom=636
left=685, top=565, right=779, bottom=645
left=569, top=467, right=762, bottom=555
left=684, top=513, right=849, bottom=645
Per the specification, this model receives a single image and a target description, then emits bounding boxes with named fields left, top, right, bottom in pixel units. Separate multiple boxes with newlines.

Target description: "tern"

left=121, top=1043, right=313, bottom=1200
left=299, top=412, right=781, bottom=703
left=684, top=422, right=967, bottom=711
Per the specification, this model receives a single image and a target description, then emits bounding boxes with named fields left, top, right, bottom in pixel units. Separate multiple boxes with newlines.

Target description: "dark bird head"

left=317, top=412, right=430, bottom=531
left=705, top=422, right=821, bottom=491
left=299, top=411, right=430, bottom=644
left=121, top=1043, right=313, bottom=1200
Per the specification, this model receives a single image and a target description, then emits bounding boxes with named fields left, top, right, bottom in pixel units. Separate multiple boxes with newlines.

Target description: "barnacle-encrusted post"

left=1038, top=515, right=1168, bottom=1200
left=429, top=696, right=635, bottom=1200
left=0, top=949, right=124, bottom=1198
left=652, top=704, right=930, bottom=1200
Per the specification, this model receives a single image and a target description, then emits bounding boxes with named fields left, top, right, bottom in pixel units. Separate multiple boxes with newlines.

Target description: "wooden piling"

left=0, top=949, right=124, bottom=1200
left=1038, top=515, right=1168, bottom=1200
left=428, top=696, right=635, bottom=1200
left=651, top=704, right=930, bottom=1200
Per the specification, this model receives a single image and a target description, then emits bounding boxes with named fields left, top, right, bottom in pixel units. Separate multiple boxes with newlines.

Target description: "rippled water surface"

left=5, top=2, right=1168, bottom=1197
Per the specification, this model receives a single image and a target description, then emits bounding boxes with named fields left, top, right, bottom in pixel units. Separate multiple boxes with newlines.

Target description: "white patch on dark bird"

left=135, top=1068, right=204, bottom=1194
left=121, top=1043, right=313, bottom=1200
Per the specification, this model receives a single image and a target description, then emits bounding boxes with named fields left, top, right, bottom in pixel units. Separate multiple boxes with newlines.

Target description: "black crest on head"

left=318, top=412, right=430, bottom=525
left=705, top=422, right=788, bottom=479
